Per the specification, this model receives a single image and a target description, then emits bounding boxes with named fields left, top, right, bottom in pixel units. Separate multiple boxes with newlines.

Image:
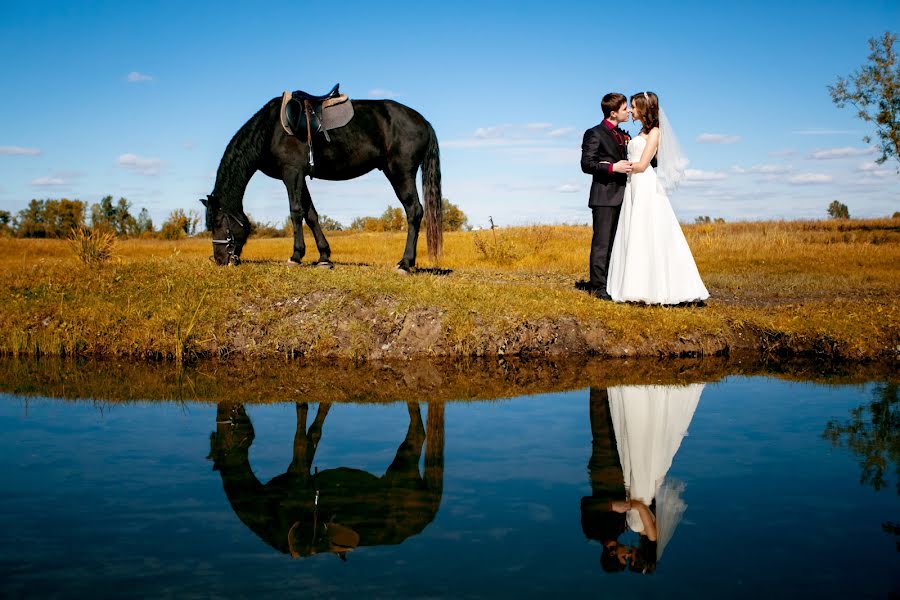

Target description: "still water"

left=1, top=366, right=897, bottom=598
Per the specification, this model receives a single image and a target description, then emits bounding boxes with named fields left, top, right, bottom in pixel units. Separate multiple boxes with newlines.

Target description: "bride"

left=606, top=92, right=709, bottom=305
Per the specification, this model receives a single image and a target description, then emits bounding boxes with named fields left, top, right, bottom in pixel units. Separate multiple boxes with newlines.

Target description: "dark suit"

left=581, top=122, right=629, bottom=289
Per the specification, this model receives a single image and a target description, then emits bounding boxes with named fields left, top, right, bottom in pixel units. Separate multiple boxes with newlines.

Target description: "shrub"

left=68, top=227, right=116, bottom=265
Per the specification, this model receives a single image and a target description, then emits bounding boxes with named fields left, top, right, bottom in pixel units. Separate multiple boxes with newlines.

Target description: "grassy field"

left=0, top=218, right=897, bottom=362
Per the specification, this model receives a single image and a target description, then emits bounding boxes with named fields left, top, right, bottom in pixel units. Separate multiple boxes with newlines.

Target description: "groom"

left=580, top=93, right=632, bottom=300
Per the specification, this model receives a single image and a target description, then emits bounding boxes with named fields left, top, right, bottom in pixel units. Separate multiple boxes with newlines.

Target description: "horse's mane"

left=212, top=97, right=279, bottom=212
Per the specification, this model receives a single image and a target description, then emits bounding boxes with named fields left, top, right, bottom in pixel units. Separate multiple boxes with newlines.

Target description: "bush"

left=68, top=227, right=116, bottom=265
left=827, top=201, right=850, bottom=220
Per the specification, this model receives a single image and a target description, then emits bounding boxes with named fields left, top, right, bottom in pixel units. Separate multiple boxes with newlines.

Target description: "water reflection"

left=208, top=401, right=444, bottom=560
left=582, top=384, right=702, bottom=574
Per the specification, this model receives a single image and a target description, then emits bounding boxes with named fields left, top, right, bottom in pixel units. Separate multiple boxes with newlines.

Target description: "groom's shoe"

left=589, top=288, right=613, bottom=301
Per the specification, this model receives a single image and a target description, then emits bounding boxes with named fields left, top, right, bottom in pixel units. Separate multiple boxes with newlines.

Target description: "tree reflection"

left=823, top=382, right=898, bottom=551
left=208, top=401, right=444, bottom=560
left=823, top=383, right=899, bottom=494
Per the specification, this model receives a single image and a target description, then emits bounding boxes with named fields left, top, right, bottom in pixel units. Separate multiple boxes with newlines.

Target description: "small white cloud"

left=126, top=71, right=153, bottom=83
left=183, top=140, right=195, bottom=150
left=547, top=127, right=576, bottom=138
left=556, top=184, right=579, bottom=193
left=685, top=169, right=728, bottom=181
left=526, top=123, right=552, bottom=130
left=117, top=153, right=164, bottom=176
left=0, top=146, right=41, bottom=156
left=788, top=173, right=833, bottom=184
left=858, top=161, right=894, bottom=177
left=31, top=176, right=67, bottom=186
left=696, top=133, right=741, bottom=144
left=368, top=88, right=398, bottom=98
left=731, top=164, right=793, bottom=175
left=473, top=125, right=511, bottom=139
left=808, top=146, right=876, bottom=160
left=769, top=148, right=796, bottom=157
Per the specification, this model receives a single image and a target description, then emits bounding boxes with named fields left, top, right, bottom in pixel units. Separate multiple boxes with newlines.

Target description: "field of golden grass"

left=0, top=218, right=897, bottom=362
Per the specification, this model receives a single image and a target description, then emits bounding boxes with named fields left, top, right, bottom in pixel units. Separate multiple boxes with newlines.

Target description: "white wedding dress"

left=606, top=136, right=709, bottom=304
left=608, top=383, right=704, bottom=560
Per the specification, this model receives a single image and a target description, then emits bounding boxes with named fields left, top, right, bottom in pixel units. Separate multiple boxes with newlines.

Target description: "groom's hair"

left=601, top=93, right=627, bottom=118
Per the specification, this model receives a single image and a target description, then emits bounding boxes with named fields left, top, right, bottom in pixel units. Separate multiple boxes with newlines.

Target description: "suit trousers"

left=590, top=204, right=621, bottom=289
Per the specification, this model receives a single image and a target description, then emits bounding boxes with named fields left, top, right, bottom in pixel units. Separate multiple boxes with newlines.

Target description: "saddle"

left=279, top=84, right=354, bottom=174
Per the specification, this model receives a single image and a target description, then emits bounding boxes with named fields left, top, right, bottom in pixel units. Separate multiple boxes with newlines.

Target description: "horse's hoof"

left=314, top=261, right=335, bottom=270
left=287, top=259, right=303, bottom=267
left=395, top=266, right=411, bottom=276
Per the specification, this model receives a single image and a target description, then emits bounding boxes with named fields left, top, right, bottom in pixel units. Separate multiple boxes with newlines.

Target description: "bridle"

left=211, top=210, right=246, bottom=265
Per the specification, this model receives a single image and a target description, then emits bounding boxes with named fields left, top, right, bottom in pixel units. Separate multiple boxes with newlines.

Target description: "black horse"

left=201, top=91, right=443, bottom=271
left=208, top=401, right=444, bottom=559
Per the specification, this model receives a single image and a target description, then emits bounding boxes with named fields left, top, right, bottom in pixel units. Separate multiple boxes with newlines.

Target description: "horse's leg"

left=284, top=170, right=307, bottom=265
left=386, top=170, right=424, bottom=272
left=383, top=402, right=426, bottom=483
left=288, top=401, right=331, bottom=479
left=300, top=184, right=333, bottom=267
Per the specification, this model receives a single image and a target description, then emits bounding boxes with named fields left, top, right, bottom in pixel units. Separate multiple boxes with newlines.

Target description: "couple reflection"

left=582, top=384, right=703, bottom=574
left=208, top=401, right=444, bottom=560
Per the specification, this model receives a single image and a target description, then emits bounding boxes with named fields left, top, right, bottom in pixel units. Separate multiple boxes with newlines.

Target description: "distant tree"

left=15, top=198, right=86, bottom=238
left=442, top=198, right=470, bottom=231
left=827, top=200, right=851, bottom=219
left=694, top=216, right=712, bottom=224
left=379, top=206, right=405, bottom=231
left=714, top=217, right=726, bottom=224
left=135, top=208, right=154, bottom=235
left=159, top=209, right=199, bottom=239
left=350, top=206, right=405, bottom=232
left=0, top=210, right=12, bottom=236
left=893, top=211, right=900, bottom=219
left=828, top=32, right=900, bottom=169
left=318, top=215, right=344, bottom=231
left=90, top=195, right=138, bottom=236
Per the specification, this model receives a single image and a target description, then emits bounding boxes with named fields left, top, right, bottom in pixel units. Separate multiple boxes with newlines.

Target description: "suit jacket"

left=581, top=123, right=629, bottom=207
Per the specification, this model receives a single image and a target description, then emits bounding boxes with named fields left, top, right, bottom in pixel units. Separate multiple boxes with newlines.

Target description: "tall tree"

left=829, top=32, right=900, bottom=168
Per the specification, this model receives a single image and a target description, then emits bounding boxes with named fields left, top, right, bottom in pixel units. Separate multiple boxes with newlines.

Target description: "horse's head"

left=200, top=194, right=249, bottom=266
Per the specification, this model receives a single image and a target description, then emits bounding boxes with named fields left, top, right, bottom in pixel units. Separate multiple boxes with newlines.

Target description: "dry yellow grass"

left=0, top=218, right=897, bottom=361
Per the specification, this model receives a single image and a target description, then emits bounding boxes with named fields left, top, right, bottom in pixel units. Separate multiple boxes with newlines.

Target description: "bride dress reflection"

left=609, top=383, right=703, bottom=564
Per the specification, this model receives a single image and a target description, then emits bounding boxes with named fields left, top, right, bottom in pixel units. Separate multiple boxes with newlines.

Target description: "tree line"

left=0, top=196, right=471, bottom=239
left=0, top=196, right=199, bottom=240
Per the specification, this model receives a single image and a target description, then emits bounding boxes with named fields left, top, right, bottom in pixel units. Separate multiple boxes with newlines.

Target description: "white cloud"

left=685, top=169, right=728, bottom=181
left=126, top=71, right=153, bottom=83
left=473, top=125, right=512, bottom=139
left=526, top=123, right=552, bottom=130
left=788, top=173, right=833, bottom=184
left=556, top=184, right=579, bottom=193
left=858, top=161, right=894, bottom=178
left=547, top=127, right=576, bottom=138
left=31, top=176, right=67, bottom=186
left=731, top=164, right=793, bottom=175
left=769, top=148, right=796, bottom=157
left=696, top=133, right=741, bottom=144
left=0, top=146, right=41, bottom=156
left=368, top=88, right=399, bottom=98
left=117, top=153, right=164, bottom=176
left=808, top=146, right=877, bottom=159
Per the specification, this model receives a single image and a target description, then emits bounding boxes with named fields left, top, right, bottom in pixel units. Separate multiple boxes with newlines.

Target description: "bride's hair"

left=630, top=91, right=660, bottom=132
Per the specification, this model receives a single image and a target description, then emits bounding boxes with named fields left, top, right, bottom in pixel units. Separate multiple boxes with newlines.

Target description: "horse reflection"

left=208, top=401, right=444, bottom=560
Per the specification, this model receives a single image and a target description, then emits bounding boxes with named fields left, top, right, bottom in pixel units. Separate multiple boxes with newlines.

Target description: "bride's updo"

left=630, top=91, right=660, bottom=132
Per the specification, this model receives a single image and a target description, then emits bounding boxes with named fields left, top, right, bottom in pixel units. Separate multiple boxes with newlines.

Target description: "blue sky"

left=1, top=0, right=898, bottom=228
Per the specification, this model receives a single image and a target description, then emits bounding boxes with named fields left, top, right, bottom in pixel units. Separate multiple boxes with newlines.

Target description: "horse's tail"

left=422, top=122, right=443, bottom=261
